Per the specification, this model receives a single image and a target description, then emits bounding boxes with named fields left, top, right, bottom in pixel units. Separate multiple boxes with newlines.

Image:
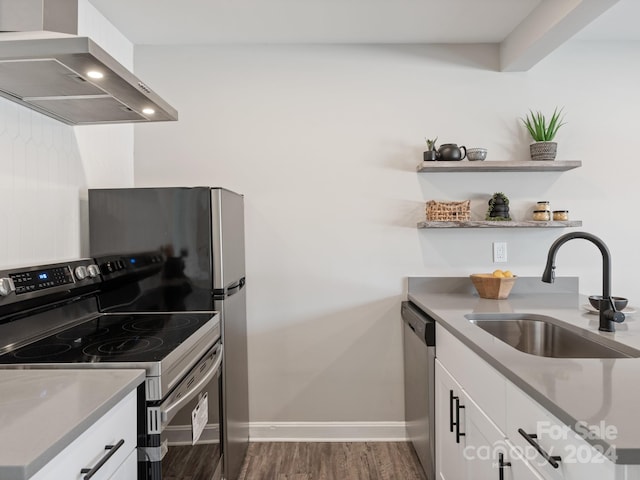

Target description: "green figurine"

left=486, top=192, right=511, bottom=221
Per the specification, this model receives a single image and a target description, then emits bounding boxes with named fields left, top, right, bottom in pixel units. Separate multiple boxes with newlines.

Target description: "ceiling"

left=88, top=0, right=640, bottom=70
left=88, top=0, right=542, bottom=45
left=572, top=0, right=640, bottom=41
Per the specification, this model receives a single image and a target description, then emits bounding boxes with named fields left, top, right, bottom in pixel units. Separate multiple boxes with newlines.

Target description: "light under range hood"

left=0, top=0, right=178, bottom=125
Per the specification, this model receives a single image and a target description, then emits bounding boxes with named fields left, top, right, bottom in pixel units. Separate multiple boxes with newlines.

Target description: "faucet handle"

left=604, top=308, right=625, bottom=324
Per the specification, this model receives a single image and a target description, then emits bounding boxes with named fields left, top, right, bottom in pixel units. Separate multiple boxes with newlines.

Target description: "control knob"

left=0, top=278, right=16, bottom=297
left=87, top=264, right=100, bottom=278
left=74, top=266, right=88, bottom=281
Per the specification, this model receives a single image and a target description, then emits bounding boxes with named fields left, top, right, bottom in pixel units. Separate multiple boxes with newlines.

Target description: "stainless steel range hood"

left=0, top=0, right=178, bottom=125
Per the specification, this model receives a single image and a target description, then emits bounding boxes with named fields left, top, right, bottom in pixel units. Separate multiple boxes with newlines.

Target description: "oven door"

left=140, top=341, right=223, bottom=480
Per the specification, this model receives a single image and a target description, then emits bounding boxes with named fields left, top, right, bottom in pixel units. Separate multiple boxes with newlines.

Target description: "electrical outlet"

left=493, top=242, right=508, bottom=263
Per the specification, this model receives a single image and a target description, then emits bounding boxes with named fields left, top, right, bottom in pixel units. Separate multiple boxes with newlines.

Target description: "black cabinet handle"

left=518, top=428, right=561, bottom=468
left=498, top=452, right=511, bottom=480
left=80, top=439, right=125, bottom=480
left=455, top=397, right=465, bottom=444
left=449, top=390, right=455, bottom=432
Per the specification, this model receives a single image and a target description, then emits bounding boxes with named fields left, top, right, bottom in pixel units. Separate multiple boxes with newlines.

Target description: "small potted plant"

left=521, top=107, right=566, bottom=161
left=424, top=137, right=438, bottom=161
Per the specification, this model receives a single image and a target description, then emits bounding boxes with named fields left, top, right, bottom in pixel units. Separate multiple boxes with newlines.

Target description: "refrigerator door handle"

left=225, top=278, right=246, bottom=296
left=227, top=278, right=246, bottom=295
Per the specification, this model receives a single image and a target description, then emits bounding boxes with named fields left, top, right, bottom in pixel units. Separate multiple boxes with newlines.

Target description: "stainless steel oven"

left=0, top=259, right=224, bottom=479
left=143, top=342, right=223, bottom=480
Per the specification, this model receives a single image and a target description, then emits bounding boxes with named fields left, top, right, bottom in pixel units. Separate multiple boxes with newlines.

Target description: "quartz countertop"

left=407, top=276, right=640, bottom=464
left=0, top=369, right=145, bottom=480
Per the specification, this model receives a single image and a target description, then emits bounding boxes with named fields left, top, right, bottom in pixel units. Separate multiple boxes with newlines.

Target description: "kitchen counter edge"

left=0, top=369, right=145, bottom=480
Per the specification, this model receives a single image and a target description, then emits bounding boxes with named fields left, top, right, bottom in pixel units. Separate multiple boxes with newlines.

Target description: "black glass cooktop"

left=0, top=312, right=217, bottom=364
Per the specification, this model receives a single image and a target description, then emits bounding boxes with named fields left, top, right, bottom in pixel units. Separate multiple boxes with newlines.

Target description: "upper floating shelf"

left=416, top=160, right=582, bottom=173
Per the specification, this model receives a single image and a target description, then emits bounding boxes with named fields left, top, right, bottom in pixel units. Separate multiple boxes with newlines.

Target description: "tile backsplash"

left=0, top=98, right=133, bottom=268
left=0, top=98, right=86, bottom=267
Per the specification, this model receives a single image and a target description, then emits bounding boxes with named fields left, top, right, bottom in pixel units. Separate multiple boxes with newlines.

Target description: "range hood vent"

left=0, top=0, right=178, bottom=125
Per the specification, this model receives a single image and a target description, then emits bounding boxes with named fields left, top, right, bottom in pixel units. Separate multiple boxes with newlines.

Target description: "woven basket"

left=426, top=200, right=470, bottom=221
left=530, top=141, right=557, bottom=161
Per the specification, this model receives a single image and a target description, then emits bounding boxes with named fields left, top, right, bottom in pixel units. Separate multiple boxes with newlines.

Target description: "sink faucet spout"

left=541, top=231, right=624, bottom=332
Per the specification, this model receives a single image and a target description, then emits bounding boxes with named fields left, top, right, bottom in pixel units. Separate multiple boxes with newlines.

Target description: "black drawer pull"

left=80, top=439, right=125, bottom=480
left=455, top=397, right=465, bottom=444
left=518, top=428, right=561, bottom=468
left=449, top=390, right=455, bottom=432
left=498, top=452, right=511, bottom=480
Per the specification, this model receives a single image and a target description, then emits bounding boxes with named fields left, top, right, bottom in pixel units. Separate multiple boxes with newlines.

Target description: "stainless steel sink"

left=465, top=313, right=639, bottom=358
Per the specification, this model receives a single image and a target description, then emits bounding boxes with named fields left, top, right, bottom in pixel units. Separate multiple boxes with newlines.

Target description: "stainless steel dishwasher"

left=402, top=301, right=436, bottom=480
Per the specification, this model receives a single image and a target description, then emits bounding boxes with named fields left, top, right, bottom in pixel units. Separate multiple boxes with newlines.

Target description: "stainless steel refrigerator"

left=88, top=187, right=248, bottom=480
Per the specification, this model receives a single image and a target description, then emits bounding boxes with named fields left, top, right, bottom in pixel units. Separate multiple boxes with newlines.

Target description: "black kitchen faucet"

left=542, top=231, right=625, bottom=332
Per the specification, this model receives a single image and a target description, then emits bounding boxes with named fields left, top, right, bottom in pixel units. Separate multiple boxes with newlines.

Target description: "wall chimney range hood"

left=0, top=0, right=178, bottom=125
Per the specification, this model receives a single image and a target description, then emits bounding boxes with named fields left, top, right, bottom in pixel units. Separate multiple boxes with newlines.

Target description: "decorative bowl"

left=588, top=296, right=628, bottom=311
left=470, top=273, right=516, bottom=299
left=467, top=148, right=488, bottom=161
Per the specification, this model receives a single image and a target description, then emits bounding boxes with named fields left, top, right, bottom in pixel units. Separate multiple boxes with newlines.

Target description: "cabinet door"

left=505, top=382, right=623, bottom=480
left=435, top=359, right=467, bottom=480
left=30, top=390, right=137, bottom=480
left=463, top=387, right=546, bottom=480
left=436, top=324, right=507, bottom=432
left=504, top=440, right=546, bottom=480
left=108, top=449, right=137, bottom=480
left=464, top=390, right=506, bottom=480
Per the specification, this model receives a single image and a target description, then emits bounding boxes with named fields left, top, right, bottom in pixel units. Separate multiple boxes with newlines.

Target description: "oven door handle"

left=160, top=344, right=223, bottom=426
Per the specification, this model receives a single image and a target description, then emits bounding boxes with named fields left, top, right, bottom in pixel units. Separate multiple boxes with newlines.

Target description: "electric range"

left=0, top=258, right=223, bottom=479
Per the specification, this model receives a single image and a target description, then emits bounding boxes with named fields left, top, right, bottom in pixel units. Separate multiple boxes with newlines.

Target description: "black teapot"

left=437, top=143, right=466, bottom=161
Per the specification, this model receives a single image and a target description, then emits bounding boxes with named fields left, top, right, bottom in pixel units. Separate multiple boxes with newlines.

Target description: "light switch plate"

left=493, top=242, right=507, bottom=263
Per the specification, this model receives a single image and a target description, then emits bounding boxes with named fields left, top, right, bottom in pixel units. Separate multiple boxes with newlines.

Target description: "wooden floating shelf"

left=416, top=160, right=582, bottom=173
left=417, top=220, right=583, bottom=229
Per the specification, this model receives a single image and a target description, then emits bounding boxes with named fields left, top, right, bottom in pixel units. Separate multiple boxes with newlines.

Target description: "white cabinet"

left=435, top=324, right=633, bottom=480
left=108, top=450, right=138, bottom=480
left=436, top=324, right=507, bottom=432
left=436, top=358, right=534, bottom=480
left=30, top=389, right=137, bottom=480
left=435, top=359, right=467, bottom=480
left=464, top=388, right=506, bottom=480
left=505, top=382, right=622, bottom=480
left=504, top=440, right=546, bottom=480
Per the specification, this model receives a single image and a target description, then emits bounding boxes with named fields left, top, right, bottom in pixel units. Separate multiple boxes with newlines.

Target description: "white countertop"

left=407, top=276, right=640, bottom=464
left=0, top=369, right=145, bottom=480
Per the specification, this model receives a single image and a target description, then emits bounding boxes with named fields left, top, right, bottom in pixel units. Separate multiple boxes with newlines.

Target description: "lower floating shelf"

left=417, top=220, right=583, bottom=229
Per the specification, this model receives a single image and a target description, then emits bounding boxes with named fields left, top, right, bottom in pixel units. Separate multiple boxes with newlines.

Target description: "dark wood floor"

left=237, top=442, right=427, bottom=480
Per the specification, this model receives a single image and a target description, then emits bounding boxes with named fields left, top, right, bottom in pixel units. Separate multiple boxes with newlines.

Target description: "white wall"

left=0, top=0, right=134, bottom=268
left=133, top=41, right=640, bottom=430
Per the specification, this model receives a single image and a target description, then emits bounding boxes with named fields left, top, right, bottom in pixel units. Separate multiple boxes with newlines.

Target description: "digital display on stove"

left=10, top=267, right=73, bottom=294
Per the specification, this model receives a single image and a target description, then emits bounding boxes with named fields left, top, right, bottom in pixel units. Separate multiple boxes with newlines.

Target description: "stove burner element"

left=82, top=336, right=164, bottom=357
left=14, top=343, right=72, bottom=359
left=124, top=316, right=195, bottom=333
left=56, top=326, right=109, bottom=341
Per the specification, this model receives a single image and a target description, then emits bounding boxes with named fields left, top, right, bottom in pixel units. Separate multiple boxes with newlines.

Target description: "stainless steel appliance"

left=0, top=0, right=178, bottom=124
left=401, top=301, right=436, bottom=480
left=0, top=259, right=223, bottom=479
left=88, top=187, right=248, bottom=480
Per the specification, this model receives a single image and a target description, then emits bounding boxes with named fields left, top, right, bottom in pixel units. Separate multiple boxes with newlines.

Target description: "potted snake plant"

left=521, top=108, right=566, bottom=161
left=423, top=137, right=438, bottom=161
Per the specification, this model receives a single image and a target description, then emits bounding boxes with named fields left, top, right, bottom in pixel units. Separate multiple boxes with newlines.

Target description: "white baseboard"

left=249, top=421, right=408, bottom=442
